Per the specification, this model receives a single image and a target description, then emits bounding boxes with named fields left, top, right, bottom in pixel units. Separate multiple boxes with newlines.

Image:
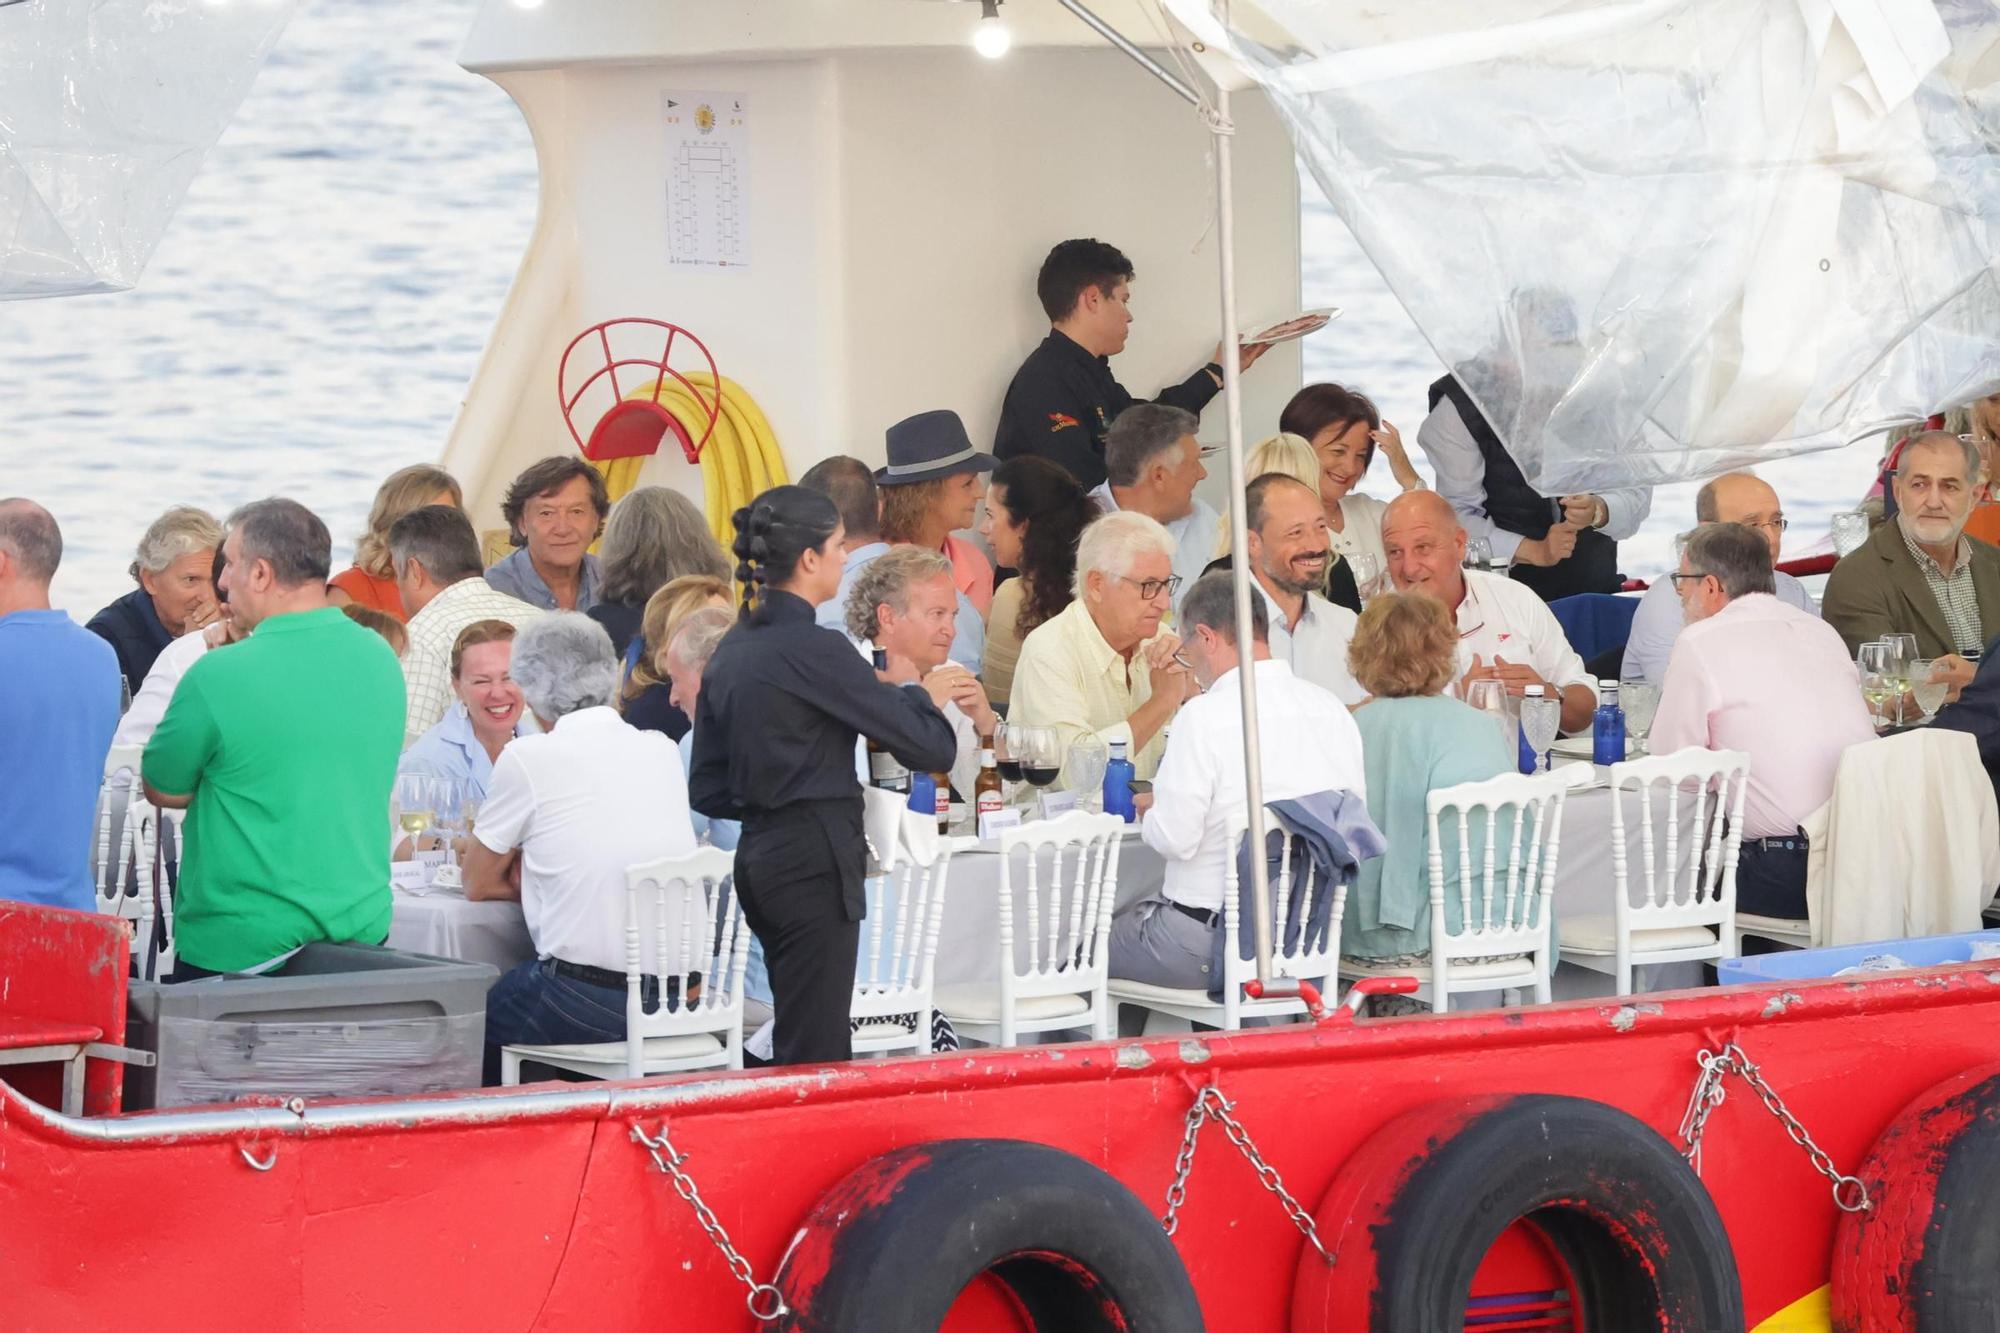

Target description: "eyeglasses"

left=1739, top=518, right=1789, bottom=534
left=1118, top=573, right=1183, bottom=602
left=1667, top=572, right=1711, bottom=586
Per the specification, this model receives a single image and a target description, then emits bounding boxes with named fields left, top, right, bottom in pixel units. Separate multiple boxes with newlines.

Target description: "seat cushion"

left=1736, top=912, right=1811, bottom=938
left=933, top=984, right=1090, bottom=1024
left=1560, top=914, right=1722, bottom=955
left=1340, top=955, right=1537, bottom=982
left=506, top=1032, right=724, bottom=1068
left=1107, top=979, right=1212, bottom=1008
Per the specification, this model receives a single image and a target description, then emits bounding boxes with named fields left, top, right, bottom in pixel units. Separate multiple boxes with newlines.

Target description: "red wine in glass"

left=1023, top=765, right=1061, bottom=788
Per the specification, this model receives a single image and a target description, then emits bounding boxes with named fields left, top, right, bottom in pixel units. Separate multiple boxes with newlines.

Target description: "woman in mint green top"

left=1342, top=594, right=1513, bottom=960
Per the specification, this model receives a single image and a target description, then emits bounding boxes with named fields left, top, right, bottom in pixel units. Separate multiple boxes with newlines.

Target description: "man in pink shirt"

left=1652, top=523, right=1877, bottom=923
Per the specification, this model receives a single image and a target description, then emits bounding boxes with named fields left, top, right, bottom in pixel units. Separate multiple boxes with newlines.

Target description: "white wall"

left=445, top=46, right=1302, bottom=526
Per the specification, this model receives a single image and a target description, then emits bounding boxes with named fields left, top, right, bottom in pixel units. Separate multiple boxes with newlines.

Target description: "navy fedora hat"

left=876, top=409, right=997, bottom=487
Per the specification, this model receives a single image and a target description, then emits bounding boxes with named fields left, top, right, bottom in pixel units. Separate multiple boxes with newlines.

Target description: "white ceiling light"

left=972, top=0, right=1011, bottom=59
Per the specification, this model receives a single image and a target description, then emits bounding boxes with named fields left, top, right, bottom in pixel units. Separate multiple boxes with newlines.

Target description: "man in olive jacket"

left=1823, top=431, right=2000, bottom=699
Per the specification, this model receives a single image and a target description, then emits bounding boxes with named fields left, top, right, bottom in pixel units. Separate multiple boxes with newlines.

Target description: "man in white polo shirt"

left=1243, top=473, right=1365, bottom=705
left=1381, top=489, right=1597, bottom=732
left=1088, top=404, right=1224, bottom=616
left=465, top=613, right=696, bottom=1084
left=1111, top=572, right=1365, bottom=992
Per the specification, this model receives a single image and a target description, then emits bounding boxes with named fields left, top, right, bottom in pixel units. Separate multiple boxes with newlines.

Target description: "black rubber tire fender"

left=1291, top=1092, right=1743, bottom=1333
left=774, top=1137, right=1204, bottom=1333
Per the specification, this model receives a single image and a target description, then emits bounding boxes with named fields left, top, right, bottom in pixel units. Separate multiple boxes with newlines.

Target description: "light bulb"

left=973, top=15, right=1012, bottom=58
left=512, top=0, right=545, bottom=9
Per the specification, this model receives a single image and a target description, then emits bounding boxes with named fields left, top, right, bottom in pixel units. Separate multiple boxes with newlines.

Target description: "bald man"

left=0, top=499, right=121, bottom=911
left=1381, top=490, right=1597, bottom=732
left=1623, top=473, right=1819, bottom=686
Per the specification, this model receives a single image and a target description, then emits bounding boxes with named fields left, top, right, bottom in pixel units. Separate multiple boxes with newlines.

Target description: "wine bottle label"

left=869, top=751, right=907, bottom=782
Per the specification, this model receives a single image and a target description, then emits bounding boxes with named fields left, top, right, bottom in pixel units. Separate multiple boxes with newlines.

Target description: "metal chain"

left=1678, top=1042, right=1871, bottom=1214
left=1162, top=1084, right=1333, bottom=1263
left=632, top=1123, right=789, bottom=1322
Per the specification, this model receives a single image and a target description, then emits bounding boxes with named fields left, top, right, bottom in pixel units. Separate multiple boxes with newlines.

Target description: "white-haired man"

left=466, top=613, right=696, bottom=1083
left=1381, top=489, right=1597, bottom=733
left=1009, top=509, right=1195, bottom=780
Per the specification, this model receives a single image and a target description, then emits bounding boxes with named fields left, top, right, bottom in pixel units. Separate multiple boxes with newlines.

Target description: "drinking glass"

left=1461, top=678, right=1514, bottom=750
left=1347, top=550, right=1382, bottom=601
left=1857, top=642, right=1894, bottom=730
left=1619, top=679, right=1661, bottom=755
left=1018, top=727, right=1063, bottom=792
left=1883, top=633, right=1919, bottom=725
left=1832, top=511, right=1870, bottom=558
left=1519, top=693, right=1562, bottom=774
left=991, top=719, right=1023, bottom=800
left=1909, top=660, right=1949, bottom=721
left=1463, top=536, right=1494, bottom=572
left=1067, top=736, right=1110, bottom=812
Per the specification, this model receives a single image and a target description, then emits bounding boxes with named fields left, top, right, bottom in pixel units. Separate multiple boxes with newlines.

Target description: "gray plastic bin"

left=124, top=942, right=497, bottom=1110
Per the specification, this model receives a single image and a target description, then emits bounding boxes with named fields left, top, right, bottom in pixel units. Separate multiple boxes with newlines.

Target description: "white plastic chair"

left=936, top=810, right=1124, bottom=1047
left=1342, top=765, right=1591, bottom=1011
left=501, top=845, right=748, bottom=1084
left=129, top=803, right=182, bottom=982
left=1559, top=747, right=1750, bottom=994
left=850, top=811, right=955, bottom=1057
left=93, top=746, right=146, bottom=923
left=1109, top=815, right=1346, bottom=1031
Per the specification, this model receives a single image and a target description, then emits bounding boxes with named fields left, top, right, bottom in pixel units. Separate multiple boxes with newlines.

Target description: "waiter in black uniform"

left=994, top=237, right=1269, bottom=490
left=690, top=485, right=958, bottom=1066
left=1416, top=373, right=1653, bottom=601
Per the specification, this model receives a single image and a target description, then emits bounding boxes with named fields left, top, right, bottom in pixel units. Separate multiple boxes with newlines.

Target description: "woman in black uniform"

left=690, top=485, right=958, bottom=1065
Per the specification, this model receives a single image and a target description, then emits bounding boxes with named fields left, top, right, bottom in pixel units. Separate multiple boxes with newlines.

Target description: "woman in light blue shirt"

left=1342, top=593, right=1514, bottom=960
left=399, top=620, right=528, bottom=800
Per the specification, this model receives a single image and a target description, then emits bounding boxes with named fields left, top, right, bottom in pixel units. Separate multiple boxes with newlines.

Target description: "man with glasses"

left=1008, top=510, right=1194, bottom=780
left=1652, top=524, right=1874, bottom=931
left=1089, top=404, right=1224, bottom=616
left=1380, top=490, right=1598, bottom=733
left=1623, top=473, right=1819, bottom=686
left=1824, top=431, right=2000, bottom=697
left=1243, top=474, right=1365, bottom=704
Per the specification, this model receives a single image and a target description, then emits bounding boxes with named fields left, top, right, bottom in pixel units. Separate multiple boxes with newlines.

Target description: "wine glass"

left=1018, top=727, right=1063, bottom=793
left=1519, top=693, right=1562, bottom=774
left=1463, top=536, right=1494, bottom=572
left=1067, top=735, right=1110, bottom=811
left=1347, top=550, right=1382, bottom=601
left=1857, top=642, right=1894, bottom=730
left=1883, top=633, right=1919, bottom=726
left=1832, top=511, right=1870, bottom=558
left=1909, top=659, right=1949, bottom=721
left=1619, top=678, right=1661, bottom=755
left=992, top=720, right=1025, bottom=801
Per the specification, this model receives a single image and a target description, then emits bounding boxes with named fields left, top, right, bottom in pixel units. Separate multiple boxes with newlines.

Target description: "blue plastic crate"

left=1719, top=929, right=2000, bottom=986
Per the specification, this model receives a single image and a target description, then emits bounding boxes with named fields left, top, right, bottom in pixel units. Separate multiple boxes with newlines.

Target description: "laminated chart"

left=663, top=91, right=748, bottom=271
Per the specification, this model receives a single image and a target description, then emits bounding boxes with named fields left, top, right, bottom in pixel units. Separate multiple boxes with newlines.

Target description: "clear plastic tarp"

left=1167, top=0, right=2000, bottom=492
left=0, top=0, right=296, bottom=300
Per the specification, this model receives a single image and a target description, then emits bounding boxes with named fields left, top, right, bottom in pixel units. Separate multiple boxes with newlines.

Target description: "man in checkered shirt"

left=390, top=505, right=541, bottom=745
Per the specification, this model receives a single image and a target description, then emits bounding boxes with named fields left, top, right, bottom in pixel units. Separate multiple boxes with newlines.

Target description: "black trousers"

left=737, top=801, right=865, bottom=1066
left=1737, top=835, right=1809, bottom=955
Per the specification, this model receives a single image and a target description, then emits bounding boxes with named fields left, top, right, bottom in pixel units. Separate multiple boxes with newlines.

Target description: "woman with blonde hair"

left=1212, top=432, right=1365, bottom=610
left=1340, top=593, right=1514, bottom=964
left=585, top=485, right=732, bottom=657
left=329, top=464, right=463, bottom=619
left=621, top=573, right=734, bottom=739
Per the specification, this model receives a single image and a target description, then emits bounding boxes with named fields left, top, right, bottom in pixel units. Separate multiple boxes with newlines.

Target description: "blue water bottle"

left=1517, top=685, right=1543, bottom=775
left=906, top=769, right=935, bottom=818
left=1103, top=741, right=1136, bottom=823
left=1592, top=679, right=1626, bottom=766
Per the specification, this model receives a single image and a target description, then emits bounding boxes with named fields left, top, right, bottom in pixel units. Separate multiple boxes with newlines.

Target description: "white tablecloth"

left=930, top=777, right=1709, bottom=1000
left=387, top=891, right=535, bottom=974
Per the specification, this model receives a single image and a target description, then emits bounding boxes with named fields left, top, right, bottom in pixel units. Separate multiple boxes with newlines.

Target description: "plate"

left=1242, top=307, right=1339, bottom=346
left=1549, top=736, right=1596, bottom=758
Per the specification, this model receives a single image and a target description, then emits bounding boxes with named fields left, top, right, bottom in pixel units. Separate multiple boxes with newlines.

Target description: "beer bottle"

left=932, top=770, right=952, bottom=833
left=975, top=735, right=1003, bottom=822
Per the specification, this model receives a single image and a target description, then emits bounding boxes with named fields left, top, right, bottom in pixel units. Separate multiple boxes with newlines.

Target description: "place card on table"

left=1036, top=790, right=1078, bottom=820
left=978, top=808, right=1023, bottom=840
left=390, top=862, right=429, bottom=892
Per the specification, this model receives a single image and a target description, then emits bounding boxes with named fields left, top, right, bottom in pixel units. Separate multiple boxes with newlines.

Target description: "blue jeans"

left=483, top=958, right=628, bottom=1084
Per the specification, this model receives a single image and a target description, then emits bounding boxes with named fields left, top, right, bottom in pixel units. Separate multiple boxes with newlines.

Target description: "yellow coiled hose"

left=592, top=373, right=787, bottom=548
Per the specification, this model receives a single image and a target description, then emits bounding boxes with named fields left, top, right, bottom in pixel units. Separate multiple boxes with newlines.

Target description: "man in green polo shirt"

left=143, top=498, right=405, bottom=978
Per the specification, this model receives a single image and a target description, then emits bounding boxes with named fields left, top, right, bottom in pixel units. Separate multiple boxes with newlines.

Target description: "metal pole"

left=1210, top=85, right=1277, bottom=985
left=1055, top=0, right=1203, bottom=107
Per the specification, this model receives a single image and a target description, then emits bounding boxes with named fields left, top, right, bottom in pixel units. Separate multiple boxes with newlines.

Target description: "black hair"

left=1245, top=471, right=1318, bottom=533
left=1036, top=238, right=1134, bottom=322
left=731, top=484, right=840, bottom=618
left=797, top=455, right=880, bottom=541
left=991, top=456, right=1100, bottom=635
left=387, top=505, right=483, bottom=584
left=212, top=544, right=229, bottom=607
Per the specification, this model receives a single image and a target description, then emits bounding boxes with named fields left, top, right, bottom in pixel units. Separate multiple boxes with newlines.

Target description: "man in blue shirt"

left=0, top=499, right=120, bottom=911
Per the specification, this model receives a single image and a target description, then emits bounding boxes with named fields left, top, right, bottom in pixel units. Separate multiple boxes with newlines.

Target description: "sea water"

left=5, top=0, right=1875, bottom=619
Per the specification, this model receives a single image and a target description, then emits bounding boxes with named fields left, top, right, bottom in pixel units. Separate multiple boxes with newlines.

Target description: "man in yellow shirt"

left=1007, top=510, right=1194, bottom=781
